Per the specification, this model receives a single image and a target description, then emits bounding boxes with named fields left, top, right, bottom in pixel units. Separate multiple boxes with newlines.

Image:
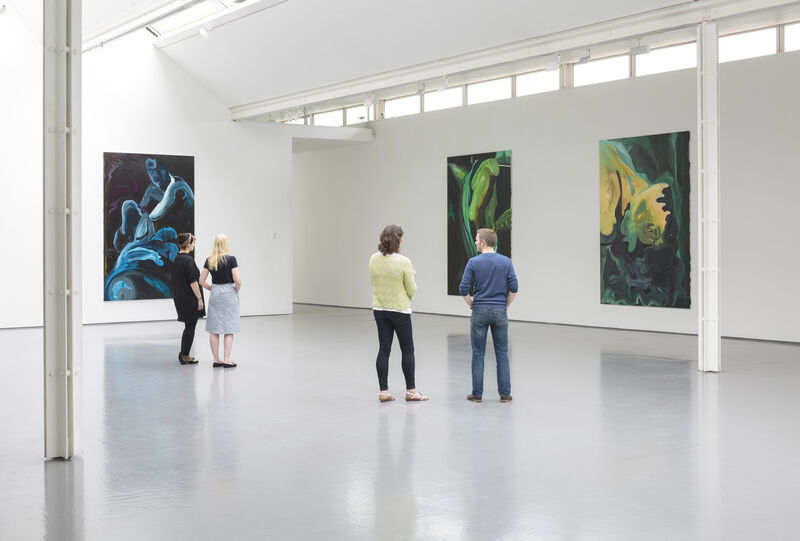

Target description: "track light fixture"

left=631, top=43, right=650, bottom=55
left=364, top=92, right=375, bottom=108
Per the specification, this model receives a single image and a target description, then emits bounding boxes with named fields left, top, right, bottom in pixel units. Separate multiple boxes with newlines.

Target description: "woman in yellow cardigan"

left=368, top=224, right=428, bottom=402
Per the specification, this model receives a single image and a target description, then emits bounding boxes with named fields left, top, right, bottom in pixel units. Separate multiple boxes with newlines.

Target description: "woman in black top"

left=171, top=233, right=205, bottom=364
left=199, top=234, right=242, bottom=368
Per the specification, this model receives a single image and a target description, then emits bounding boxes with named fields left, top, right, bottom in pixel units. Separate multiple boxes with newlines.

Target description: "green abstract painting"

left=600, top=132, right=690, bottom=308
left=447, top=150, right=511, bottom=295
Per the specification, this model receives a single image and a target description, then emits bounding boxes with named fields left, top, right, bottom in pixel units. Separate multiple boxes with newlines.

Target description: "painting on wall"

left=599, top=131, right=690, bottom=308
left=447, top=150, right=512, bottom=295
left=104, top=152, right=195, bottom=301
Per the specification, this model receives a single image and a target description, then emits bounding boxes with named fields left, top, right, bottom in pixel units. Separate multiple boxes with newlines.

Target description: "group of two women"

left=172, top=233, right=241, bottom=367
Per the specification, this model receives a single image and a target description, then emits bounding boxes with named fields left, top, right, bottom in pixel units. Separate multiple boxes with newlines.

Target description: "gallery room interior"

left=2, top=0, right=799, bottom=539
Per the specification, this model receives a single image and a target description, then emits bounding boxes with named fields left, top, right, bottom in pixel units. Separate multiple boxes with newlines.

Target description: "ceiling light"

left=545, top=53, right=561, bottom=71
left=415, top=83, right=425, bottom=96
left=364, top=92, right=375, bottom=108
left=631, top=44, right=651, bottom=55
left=437, top=76, right=448, bottom=92
left=233, top=0, right=247, bottom=3
left=199, top=25, right=212, bottom=38
left=83, top=0, right=210, bottom=52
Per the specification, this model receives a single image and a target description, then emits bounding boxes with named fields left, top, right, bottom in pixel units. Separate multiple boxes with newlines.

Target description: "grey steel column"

left=697, top=20, right=721, bottom=373
left=43, top=0, right=82, bottom=459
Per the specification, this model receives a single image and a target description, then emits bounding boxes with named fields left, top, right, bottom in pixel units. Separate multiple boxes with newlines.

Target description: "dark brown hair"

left=378, top=224, right=403, bottom=255
left=176, top=232, right=195, bottom=250
left=476, top=228, right=497, bottom=249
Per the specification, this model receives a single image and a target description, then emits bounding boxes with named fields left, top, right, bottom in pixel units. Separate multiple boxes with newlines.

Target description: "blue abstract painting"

left=104, top=152, right=195, bottom=301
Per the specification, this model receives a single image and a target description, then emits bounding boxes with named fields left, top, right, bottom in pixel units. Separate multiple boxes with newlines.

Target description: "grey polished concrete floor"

left=1, top=305, right=799, bottom=540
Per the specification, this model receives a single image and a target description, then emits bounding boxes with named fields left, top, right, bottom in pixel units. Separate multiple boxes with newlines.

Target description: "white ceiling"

left=4, top=0, right=43, bottom=39
left=83, top=0, right=180, bottom=39
left=152, top=0, right=692, bottom=109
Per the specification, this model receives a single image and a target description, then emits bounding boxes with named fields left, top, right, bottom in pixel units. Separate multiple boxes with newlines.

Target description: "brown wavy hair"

left=378, top=224, right=403, bottom=255
left=176, top=232, right=195, bottom=250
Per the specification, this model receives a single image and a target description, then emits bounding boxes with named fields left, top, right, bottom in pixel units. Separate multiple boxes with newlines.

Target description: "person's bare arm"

left=190, top=281, right=203, bottom=309
left=463, top=295, right=473, bottom=308
left=506, top=291, right=516, bottom=308
left=232, top=267, right=242, bottom=293
left=199, top=268, right=211, bottom=290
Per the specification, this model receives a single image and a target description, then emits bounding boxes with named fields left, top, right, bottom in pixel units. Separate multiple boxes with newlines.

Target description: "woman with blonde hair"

left=199, top=234, right=241, bottom=367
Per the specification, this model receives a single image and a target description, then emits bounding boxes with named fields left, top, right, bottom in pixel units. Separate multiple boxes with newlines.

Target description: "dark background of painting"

left=600, top=131, right=690, bottom=308
left=103, top=152, right=195, bottom=281
left=447, top=151, right=512, bottom=295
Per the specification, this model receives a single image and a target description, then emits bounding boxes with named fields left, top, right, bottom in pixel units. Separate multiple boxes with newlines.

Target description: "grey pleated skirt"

left=206, top=283, right=240, bottom=334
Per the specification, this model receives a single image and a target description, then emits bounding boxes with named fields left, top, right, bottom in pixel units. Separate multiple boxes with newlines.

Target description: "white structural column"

left=43, top=0, right=82, bottom=458
left=697, top=20, right=721, bottom=373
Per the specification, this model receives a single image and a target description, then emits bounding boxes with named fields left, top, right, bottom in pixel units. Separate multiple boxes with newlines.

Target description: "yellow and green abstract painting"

left=600, top=132, right=690, bottom=308
left=447, top=150, right=511, bottom=295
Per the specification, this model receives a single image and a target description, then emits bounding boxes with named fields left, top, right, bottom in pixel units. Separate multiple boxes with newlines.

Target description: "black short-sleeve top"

left=172, top=253, right=205, bottom=322
left=204, top=255, right=238, bottom=284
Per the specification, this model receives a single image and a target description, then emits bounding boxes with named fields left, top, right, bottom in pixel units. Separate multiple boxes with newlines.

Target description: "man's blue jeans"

left=470, top=306, right=511, bottom=397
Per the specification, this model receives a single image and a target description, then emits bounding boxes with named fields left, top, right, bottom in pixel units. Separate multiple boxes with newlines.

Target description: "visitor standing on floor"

left=171, top=233, right=205, bottom=365
left=459, top=228, right=518, bottom=403
left=369, top=224, right=428, bottom=402
left=199, top=234, right=241, bottom=368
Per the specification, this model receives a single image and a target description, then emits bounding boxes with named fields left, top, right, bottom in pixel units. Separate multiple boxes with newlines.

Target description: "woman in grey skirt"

left=199, top=234, right=242, bottom=368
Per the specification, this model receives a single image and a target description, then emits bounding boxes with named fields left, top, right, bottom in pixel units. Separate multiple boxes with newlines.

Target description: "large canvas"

left=447, top=150, right=511, bottom=295
left=104, top=152, right=195, bottom=301
left=599, top=132, right=690, bottom=308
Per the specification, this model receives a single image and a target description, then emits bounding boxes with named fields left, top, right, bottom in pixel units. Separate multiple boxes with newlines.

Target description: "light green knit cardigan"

left=369, top=252, right=417, bottom=311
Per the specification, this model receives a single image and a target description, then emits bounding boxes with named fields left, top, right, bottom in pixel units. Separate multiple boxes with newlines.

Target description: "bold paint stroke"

left=103, top=152, right=194, bottom=301
left=447, top=150, right=512, bottom=295
left=599, top=132, right=690, bottom=308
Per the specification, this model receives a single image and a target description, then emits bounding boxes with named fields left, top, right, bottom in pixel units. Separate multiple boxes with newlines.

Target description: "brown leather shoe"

left=467, top=394, right=482, bottom=403
left=500, top=395, right=513, bottom=403
left=179, top=354, right=198, bottom=365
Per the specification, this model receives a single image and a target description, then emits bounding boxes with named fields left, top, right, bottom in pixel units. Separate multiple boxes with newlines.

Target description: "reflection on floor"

left=1, top=304, right=799, bottom=540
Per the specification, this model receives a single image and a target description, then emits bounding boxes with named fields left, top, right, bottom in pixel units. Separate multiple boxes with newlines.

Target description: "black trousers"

left=180, top=319, right=198, bottom=357
left=374, top=310, right=416, bottom=391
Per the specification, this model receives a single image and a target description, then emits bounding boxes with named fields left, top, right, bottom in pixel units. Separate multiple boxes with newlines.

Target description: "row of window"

left=286, top=23, right=800, bottom=126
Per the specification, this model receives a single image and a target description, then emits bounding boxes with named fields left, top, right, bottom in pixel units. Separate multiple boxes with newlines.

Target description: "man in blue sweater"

left=459, top=228, right=518, bottom=403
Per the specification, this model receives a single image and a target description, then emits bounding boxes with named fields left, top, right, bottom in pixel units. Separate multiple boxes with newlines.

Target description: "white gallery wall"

left=0, top=4, right=43, bottom=329
left=81, top=30, right=294, bottom=324
left=3, top=1, right=797, bottom=344
left=720, top=51, right=800, bottom=343
left=293, top=70, right=699, bottom=335
left=293, top=51, right=800, bottom=343
left=2, top=9, right=293, bottom=329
